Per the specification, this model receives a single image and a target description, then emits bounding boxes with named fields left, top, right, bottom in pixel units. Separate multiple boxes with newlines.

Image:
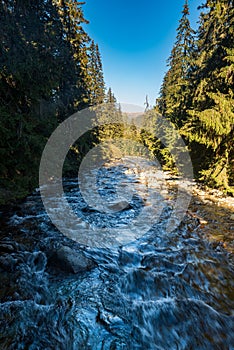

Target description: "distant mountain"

left=124, top=112, right=145, bottom=127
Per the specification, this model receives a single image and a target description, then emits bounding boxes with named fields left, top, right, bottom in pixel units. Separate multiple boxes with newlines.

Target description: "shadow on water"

left=0, top=160, right=233, bottom=349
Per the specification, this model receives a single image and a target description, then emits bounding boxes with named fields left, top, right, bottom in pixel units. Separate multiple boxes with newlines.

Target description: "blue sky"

left=84, top=0, right=201, bottom=109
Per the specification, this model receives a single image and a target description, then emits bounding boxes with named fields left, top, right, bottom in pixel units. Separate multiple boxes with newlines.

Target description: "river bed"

left=0, top=158, right=233, bottom=349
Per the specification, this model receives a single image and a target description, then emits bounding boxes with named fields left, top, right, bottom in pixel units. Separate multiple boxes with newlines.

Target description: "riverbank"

left=0, top=158, right=233, bottom=349
left=1, top=158, right=234, bottom=253
left=119, top=156, right=234, bottom=253
left=187, top=184, right=234, bottom=253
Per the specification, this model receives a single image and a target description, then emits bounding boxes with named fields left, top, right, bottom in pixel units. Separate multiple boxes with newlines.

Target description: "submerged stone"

left=108, top=200, right=132, bottom=212
left=49, top=245, right=96, bottom=274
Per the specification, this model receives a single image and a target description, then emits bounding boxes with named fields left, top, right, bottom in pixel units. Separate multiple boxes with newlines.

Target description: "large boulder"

left=49, top=245, right=96, bottom=274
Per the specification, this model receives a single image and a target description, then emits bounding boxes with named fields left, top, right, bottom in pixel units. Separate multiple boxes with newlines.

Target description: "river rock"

left=230, top=214, right=234, bottom=221
left=50, top=245, right=96, bottom=274
left=108, top=200, right=132, bottom=211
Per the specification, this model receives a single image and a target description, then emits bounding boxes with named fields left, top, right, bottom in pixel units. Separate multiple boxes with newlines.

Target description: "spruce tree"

left=53, top=0, right=91, bottom=114
left=0, top=0, right=107, bottom=200
left=88, top=40, right=105, bottom=105
left=157, top=0, right=195, bottom=127
left=0, top=0, right=73, bottom=198
left=95, top=44, right=106, bottom=104
left=183, top=0, right=234, bottom=191
left=94, top=87, right=124, bottom=151
left=105, top=87, right=117, bottom=104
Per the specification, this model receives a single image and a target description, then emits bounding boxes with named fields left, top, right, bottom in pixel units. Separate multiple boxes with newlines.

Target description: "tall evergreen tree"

left=105, top=87, right=117, bottom=104
left=0, top=0, right=74, bottom=198
left=88, top=40, right=105, bottom=105
left=0, top=0, right=107, bottom=201
left=53, top=0, right=91, bottom=114
left=154, top=0, right=234, bottom=192
left=183, top=0, right=234, bottom=191
left=157, top=0, right=195, bottom=127
left=94, top=87, right=124, bottom=150
left=95, top=43, right=106, bottom=104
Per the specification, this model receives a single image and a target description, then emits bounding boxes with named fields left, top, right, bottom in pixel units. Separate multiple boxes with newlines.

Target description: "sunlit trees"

left=155, top=0, right=234, bottom=192
left=182, top=0, right=234, bottom=191
left=157, top=0, right=195, bottom=127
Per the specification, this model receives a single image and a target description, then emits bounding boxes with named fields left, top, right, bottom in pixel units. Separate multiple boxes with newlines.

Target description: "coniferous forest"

left=0, top=0, right=233, bottom=203
left=0, top=2, right=234, bottom=349
left=0, top=0, right=107, bottom=203
left=156, top=0, right=234, bottom=194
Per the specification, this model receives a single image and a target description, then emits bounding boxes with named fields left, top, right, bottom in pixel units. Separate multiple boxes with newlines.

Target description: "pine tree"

left=0, top=0, right=107, bottom=201
left=53, top=0, right=91, bottom=114
left=94, top=88, right=124, bottom=151
left=157, top=0, right=195, bottom=127
left=95, top=44, right=106, bottom=104
left=182, top=0, right=234, bottom=191
left=0, top=0, right=72, bottom=199
left=88, top=40, right=106, bottom=105
left=105, top=87, right=117, bottom=104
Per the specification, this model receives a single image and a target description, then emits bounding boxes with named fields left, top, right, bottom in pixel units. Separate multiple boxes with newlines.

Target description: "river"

left=0, top=158, right=233, bottom=349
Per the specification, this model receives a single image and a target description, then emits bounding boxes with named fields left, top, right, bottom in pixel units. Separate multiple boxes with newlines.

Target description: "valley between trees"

left=0, top=0, right=233, bottom=203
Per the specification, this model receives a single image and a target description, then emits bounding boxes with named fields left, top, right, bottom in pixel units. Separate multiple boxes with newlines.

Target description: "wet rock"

left=81, top=206, right=99, bottom=213
left=49, top=245, right=96, bottom=274
left=108, top=200, right=132, bottom=211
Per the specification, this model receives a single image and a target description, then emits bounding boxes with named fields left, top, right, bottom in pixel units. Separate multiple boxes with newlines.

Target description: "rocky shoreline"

left=0, top=159, right=233, bottom=349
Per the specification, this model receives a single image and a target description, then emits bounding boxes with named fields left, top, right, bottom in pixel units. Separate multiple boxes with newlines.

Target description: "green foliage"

left=94, top=90, right=124, bottom=159
left=183, top=0, right=234, bottom=191
left=155, top=0, right=234, bottom=193
left=141, top=110, right=181, bottom=173
left=0, top=0, right=106, bottom=203
left=156, top=0, right=195, bottom=127
left=88, top=41, right=106, bottom=105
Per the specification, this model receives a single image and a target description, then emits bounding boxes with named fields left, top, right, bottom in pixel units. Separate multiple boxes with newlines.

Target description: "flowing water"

left=0, top=159, right=233, bottom=349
